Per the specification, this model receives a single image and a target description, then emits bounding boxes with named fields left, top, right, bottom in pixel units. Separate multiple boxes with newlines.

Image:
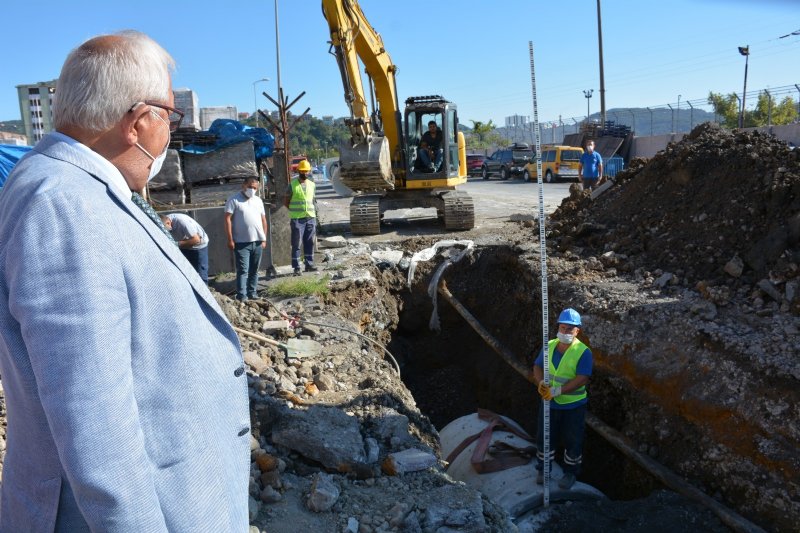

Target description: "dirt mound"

left=550, top=123, right=800, bottom=313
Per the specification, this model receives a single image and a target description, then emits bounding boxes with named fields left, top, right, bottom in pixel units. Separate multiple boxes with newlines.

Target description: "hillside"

left=0, top=120, right=23, bottom=135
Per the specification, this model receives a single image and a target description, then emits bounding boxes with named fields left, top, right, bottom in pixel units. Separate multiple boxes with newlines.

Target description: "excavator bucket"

left=338, top=135, right=395, bottom=192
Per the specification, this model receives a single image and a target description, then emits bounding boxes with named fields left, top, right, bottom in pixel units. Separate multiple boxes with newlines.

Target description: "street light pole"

left=738, top=45, right=749, bottom=128
left=253, top=78, right=270, bottom=127
left=677, top=95, right=681, bottom=133
left=583, top=89, right=594, bottom=120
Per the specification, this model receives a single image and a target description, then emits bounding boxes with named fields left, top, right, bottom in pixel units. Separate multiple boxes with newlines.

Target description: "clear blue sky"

left=1, top=0, right=797, bottom=127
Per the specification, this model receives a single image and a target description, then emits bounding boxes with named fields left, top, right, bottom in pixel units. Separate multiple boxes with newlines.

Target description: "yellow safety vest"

left=288, top=178, right=316, bottom=219
left=547, top=338, right=589, bottom=405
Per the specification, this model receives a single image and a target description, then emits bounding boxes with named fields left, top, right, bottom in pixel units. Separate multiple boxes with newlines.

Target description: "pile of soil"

left=549, top=123, right=800, bottom=314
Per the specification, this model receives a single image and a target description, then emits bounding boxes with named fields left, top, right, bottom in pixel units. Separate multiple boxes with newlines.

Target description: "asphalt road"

left=315, top=175, right=575, bottom=238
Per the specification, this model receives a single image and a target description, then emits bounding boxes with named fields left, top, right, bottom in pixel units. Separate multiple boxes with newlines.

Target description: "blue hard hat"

left=557, top=308, right=582, bottom=326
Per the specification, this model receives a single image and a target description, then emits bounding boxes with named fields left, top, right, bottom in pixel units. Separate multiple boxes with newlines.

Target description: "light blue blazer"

left=0, top=134, right=250, bottom=532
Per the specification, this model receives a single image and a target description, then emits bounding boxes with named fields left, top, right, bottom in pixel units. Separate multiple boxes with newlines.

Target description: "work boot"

left=558, top=473, right=576, bottom=490
left=293, top=267, right=301, bottom=276
left=305, top=264, right=319, bottom=272
left=535, top=471, right=543, bottom=485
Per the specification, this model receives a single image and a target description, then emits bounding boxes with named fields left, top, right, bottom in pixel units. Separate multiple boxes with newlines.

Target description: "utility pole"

left=668, top=103, right=674, bottom=134
left=646, top=107, right=653, bottom=136
left=738, top=45, right=749, bottom=128
left=764, top=89, right=772, bottom=126
left=677, top=95, right=681, bottom=133
left=687, top=101, right=694, bottom=130
left=596, top=0, right=606, bottom=127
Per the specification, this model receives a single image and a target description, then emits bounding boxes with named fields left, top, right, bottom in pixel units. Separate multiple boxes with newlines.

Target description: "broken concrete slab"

left=271, top=405, right=366, bottom=469
left=371, top=250, right=405, bottom=267
left=261, top=320, right=290, bottom=334
left=381, top=448, right=437, bottom=475
left=318, top=236, right=348, bottom=249
left=509, top=213, right=536, bottom=222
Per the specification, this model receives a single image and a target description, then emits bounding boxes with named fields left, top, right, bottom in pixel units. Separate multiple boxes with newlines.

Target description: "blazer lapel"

left=37, top=135, right=229, bottom=321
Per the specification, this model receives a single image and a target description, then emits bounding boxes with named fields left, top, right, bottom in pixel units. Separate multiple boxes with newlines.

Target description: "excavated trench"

left=387, top=245, right=662, bottom=501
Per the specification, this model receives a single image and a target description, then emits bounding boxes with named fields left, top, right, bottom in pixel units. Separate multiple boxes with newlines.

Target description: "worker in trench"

left=533, top=308, right=594, bottom=490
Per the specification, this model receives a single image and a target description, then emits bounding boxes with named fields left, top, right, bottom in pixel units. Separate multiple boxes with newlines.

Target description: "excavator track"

left=349, top=195, right=381, bottom=235
left=442, top=191, right=475, bottom=231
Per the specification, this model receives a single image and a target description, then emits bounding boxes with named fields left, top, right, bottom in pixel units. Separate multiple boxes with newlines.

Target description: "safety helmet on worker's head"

left=297, top=160, right=312, bottom=173
left=557, top=308, right=582, bottom=327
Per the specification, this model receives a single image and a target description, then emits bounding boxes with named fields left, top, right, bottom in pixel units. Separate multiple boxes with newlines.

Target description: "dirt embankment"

left=533, top=124, right=800, bottom=531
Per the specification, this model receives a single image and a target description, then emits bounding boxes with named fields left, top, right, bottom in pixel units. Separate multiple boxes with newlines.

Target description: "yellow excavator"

left=321, top=0, right=474, bottom=234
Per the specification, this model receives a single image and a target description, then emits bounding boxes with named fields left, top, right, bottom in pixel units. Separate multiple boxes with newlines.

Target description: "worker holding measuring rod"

left=533, top=308, right=593, bottom=490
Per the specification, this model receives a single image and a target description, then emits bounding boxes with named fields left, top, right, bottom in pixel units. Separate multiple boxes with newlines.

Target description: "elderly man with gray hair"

left=0, top=31, right=250, bottom=531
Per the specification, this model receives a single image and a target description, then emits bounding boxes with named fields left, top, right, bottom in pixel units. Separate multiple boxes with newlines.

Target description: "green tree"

left=467, top=119, right=504, bottom=150
left=707, top=92, right=739, bottom=128
left=752, top=92, right=798, bottom=126
left=709, top=91, right=798, bottom=128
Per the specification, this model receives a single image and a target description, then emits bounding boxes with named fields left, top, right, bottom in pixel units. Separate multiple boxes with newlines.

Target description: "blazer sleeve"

left=6, top=189, right=168, bottom=530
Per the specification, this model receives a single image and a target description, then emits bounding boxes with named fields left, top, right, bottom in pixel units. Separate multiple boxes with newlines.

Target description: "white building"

left=173, top=88, right=200, bottom=130
left=16, top=80, right=57, bottom=145
left=200, top=106, right=238, bottom=129
left=505, top=114, right=529, bottom=128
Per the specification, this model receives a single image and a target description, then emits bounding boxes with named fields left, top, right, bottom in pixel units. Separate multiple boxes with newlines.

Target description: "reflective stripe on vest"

left=547, top=338, right=588, bottom=405
left=289, top=178, right=316, bottom=219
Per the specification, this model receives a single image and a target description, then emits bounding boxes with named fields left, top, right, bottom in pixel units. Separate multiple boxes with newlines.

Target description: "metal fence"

left=488, top=82, right=800, bottom=148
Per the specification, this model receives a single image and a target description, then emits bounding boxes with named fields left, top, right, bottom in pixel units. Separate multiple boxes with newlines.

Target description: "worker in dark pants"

left=285, top=159, right=318, bottom=275
left=533, top=308, right=593, bottom=490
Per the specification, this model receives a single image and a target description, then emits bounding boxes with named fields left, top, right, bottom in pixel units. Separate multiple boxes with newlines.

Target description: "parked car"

left=481, top=143, right=534, bottom=180
left=523, top=145, right=583, bottom=183
left=466, top=154, right=485, bottom=176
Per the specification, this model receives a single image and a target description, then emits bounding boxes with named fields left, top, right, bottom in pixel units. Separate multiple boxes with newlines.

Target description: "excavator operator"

left=417, top=120, right=443, bottom=172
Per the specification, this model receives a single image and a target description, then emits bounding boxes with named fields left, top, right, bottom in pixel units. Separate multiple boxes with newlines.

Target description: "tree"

left=751, top=92, right=798, bottom=126
left=707, top=92, right=739, bottom=128
left=467, top=119, right=504, bottom=150
left=708, top=91, right=798, bottom=128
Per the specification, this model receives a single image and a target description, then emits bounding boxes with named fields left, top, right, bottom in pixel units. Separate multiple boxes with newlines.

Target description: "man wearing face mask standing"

left=225, top=176, right=268, bottom=300
left=285, top=159, right=318, bottom=276
left=0, top=31, right=250, bottom=531
left=532, top=308, right=593, bottom=490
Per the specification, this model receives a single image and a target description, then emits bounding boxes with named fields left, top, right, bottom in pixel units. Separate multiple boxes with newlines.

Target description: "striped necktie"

left=130, top=192, right=177, bottom=245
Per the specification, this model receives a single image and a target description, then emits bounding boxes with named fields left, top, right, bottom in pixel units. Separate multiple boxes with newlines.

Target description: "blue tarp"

left=0, top=144, right=33, bottom=189
left=180, top=119, right=274, bottom=161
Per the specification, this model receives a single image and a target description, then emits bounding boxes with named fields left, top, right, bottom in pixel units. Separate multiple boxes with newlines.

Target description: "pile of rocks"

left=548, top=122, right=800, bottom=316
left=212, top=273, right=511, bottom=532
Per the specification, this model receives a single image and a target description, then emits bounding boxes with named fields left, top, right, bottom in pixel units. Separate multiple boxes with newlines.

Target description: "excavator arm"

left=322, top=0, right=401, bottom=191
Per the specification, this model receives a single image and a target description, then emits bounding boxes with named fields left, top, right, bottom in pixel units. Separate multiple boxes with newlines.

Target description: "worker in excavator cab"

left=532, top=308, right=593, bottom=490
left=285, top=159, right=318, bottom=275
left=416, top=120, right=443, bottom=172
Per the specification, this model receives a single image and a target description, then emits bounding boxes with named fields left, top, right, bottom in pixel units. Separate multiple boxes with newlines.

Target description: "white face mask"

left=557, top=333, right=574, bottom=344
left=135, top=110, right=170, bottom=182
left=243, top=187, right=256, bottom=198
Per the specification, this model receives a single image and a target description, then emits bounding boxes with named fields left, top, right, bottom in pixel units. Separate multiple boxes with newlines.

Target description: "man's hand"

left=227, top=239, right=235, bottom=250
left=537, top=381, right=561, bottom=401
left=261, top=241, right=267, bottom=249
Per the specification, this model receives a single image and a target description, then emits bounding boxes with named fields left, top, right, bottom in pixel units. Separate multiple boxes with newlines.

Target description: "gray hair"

left=53, top=31, right=175, bottom=132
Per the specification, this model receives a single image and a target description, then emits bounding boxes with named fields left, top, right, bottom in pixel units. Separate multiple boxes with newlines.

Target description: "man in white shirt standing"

left=161, top=212, right=210, bottom=283
left=224, top=176, right=268, bottom=300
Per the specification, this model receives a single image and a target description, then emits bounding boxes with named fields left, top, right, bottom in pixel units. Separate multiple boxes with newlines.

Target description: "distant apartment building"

left=238, top=112, right=251, bottom=121
left=173, top=88, right=200, bottom=130
left=200, top=106, right=238, bottom=129
left=16, top=80, right=57, bottom=145
left=505, top=114, right=529, bottom=128
left=321, top=115, right=334, bottom=125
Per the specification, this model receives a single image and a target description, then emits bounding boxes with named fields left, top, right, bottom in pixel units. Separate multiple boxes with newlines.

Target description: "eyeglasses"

left=129, top=101, right=184, bottom=132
